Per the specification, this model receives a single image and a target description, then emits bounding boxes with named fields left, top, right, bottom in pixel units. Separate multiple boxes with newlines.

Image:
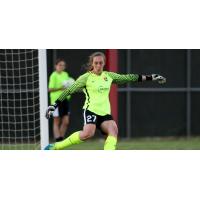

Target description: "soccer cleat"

left=44, top=144, right=55, bottom=150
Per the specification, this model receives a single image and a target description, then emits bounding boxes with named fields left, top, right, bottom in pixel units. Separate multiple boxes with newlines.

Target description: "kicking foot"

left=44, top=144, right=55, bottom=150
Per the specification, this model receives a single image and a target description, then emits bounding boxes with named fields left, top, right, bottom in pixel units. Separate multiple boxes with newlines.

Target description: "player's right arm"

left=46, top=73, right=89, bottom=119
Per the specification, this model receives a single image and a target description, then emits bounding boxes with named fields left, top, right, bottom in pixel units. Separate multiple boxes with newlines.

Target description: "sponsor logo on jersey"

left=98, top=85, right=109, bottom=93
left=103, top=76, right=108, bottom=81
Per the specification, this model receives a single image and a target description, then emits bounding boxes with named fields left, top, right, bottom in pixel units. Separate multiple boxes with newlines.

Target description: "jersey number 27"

left=87, top=115, right=96, bottom=123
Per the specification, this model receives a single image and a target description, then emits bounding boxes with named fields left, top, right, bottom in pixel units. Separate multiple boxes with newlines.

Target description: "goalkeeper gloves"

left=139, top=74, right=166, bottom=84
left=45, top=100, right=61, bottom=119
left=151, top=74, right=166, bottom=84
left=45, top=105, right=56, bottom=119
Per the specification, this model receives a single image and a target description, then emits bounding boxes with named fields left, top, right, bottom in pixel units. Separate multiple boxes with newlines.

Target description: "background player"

left=45, top=52, right=166, bottom=150
left=48, top=58, right=74, bottom=142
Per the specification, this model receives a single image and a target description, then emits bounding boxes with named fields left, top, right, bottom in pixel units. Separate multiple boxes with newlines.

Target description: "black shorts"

left=83, top=109, right=113, bottom=130
left=53, top=99, right=70, bottom=118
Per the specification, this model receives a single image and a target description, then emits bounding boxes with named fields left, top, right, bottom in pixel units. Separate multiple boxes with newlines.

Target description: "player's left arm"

left=45, top=73, right=89, bottom=119
left=107, top=72, right=166, bottom=84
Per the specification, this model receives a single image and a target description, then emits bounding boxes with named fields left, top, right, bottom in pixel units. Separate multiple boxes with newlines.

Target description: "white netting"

left=0, top=49, right=40, bottom=149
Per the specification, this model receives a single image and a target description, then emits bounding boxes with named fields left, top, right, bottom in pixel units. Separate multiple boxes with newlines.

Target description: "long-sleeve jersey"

left=56, top=71, right=139, bottom=116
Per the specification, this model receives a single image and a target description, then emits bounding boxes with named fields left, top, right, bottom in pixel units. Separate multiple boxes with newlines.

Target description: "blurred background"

left=47, top=49, right=200, bottom=141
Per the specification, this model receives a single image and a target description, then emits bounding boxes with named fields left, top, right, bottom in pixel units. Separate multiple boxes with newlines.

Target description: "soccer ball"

left=62, top=78, right=75, bottom=88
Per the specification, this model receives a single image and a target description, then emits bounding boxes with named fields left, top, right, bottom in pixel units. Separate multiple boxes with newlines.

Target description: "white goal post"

left=39, top=49, right=49, bottom=149
left=0, top=49, right=49, bottom=150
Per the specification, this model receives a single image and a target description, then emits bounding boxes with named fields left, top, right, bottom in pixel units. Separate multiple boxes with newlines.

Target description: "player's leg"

left=60, top=115, right=69, bottom=138
left=100, top=120, right=118, bottom=150
left=79, top=124, right=96, bottom=140
left=44, top=110, right=97, bottom=150
left=53, top=107, right=62, bottom=141
left=46, top=124, right=96, bottom=150
left=59, top=99, right=70, bottom=140
left=80, top=109, right=97, bottom=140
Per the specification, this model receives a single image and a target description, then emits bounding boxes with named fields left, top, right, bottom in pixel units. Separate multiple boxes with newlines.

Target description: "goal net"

left=0, top=49, right=48, bottom=150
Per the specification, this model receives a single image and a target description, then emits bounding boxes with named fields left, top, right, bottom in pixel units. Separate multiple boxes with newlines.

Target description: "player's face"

left=55, top=61, right=66, bottom=73
left=92, top=56, right=105, bottom=74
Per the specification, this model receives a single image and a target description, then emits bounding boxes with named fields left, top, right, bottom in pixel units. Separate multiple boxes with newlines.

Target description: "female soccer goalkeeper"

left=45, top=52, right=166, bottom=150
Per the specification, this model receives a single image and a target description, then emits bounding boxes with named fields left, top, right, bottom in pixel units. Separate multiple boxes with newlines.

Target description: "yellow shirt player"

left=45, top=52, right=166, bottom=150
left=48, top=59, right=74, bottom=142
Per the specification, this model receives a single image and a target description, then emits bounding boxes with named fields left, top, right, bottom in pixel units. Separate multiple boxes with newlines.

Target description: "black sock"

left=56, top=137, right=64, bottom=142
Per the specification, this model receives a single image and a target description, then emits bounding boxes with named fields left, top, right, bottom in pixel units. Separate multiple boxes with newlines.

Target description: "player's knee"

left=109, top=123, right=118, bottom=137
left=80, top=130, right=95, bottom=140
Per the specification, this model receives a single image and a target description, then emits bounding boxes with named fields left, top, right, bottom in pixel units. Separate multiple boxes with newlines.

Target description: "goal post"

left=0, top=49, right=49, bottom=150
left=39, top=49, right=49, bottom=149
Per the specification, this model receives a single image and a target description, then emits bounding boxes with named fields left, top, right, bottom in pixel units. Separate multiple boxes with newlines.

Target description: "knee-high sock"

left=104, top=135, right=117, bottom=150
left=54, top=131, right=83, bottom=150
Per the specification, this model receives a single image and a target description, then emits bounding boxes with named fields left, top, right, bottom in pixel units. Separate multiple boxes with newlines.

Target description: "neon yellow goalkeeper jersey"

left=57, top=71, right=139, bottom=116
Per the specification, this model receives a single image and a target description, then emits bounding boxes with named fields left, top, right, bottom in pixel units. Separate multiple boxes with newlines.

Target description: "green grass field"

left=67, top=137, right=200, bottom=150
left=1, top=137, right=200, bottom=150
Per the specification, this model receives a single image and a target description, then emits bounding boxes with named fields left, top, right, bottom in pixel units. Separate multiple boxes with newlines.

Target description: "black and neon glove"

left=151, top=74, right=166, bottom=84
left=45, top=105, right=56, bottom=119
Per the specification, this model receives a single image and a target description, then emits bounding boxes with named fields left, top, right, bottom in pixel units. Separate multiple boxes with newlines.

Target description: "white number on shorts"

left=87, top=115, right=96, bottom=123
left=92, top=115, right=96, bottom=122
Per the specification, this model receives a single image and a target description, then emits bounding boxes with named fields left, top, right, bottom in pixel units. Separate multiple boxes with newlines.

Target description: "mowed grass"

left=67, top=137, right=200, bottom=150
left=1, top=137, right=200, bottom=150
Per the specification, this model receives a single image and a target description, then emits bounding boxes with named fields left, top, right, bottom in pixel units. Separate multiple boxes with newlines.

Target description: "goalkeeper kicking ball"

left=62, top=78, right=75, bottom=89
